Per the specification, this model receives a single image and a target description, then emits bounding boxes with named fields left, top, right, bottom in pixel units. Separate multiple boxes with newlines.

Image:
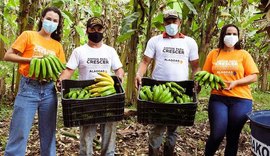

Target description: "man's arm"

left=189, top=59, right=200, bottom=78
left=135, top=55, right=152, bottom=88
left=190, top=59, right=201, bottom=93
left=114, top=67, right=125, bottom=82
left=59, top=68, right=75, bottom=81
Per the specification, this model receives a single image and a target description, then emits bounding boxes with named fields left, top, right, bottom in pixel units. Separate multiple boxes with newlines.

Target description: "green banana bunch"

left=28, top=54, right=66, bottom=81
left=194, top=71, right=226, bottom=90
left=139, top=82, right=192, bottom=104
left=64, top=84, right=116, bottom=100
left=64, top=89, right=91, bottom=99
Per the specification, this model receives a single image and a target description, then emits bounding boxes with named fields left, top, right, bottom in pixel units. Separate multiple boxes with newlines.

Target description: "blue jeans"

left=4, top=76, right=57, bottom=156
left=79, top=122, right=117, bottom=156
left=205, top=94, right=252, bottom=156
left=149, top=125, right=178, bottom=156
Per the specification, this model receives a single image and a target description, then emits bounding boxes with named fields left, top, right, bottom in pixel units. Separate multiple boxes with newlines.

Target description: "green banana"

left=98, top=85, right=115, bottom=93
left=210, top=81, right=216, bottom=89
left=163, top=96, right=174, bottom=104
left=202, top=72, right=210, bottom=82
left=29, top=58, right=37, bottom=77
left=139, top=90, right=148, bottom=101
left=157, top=87, right=170, bottom=102
left=47, top=56, right=59, bottom=78
left=34, top=58, right=41, bottom=79
left=101, top=88, right=116, bottom=97
left=50, top=55, right=63, bottom=73
left=170, top=82, right=185, bottom=93
left=154, top=85, right=164, bottom=102
left=144, top=87, right=153, bottom=101
left=214, top=75, right=221, bottom=83
left=71, top=92, right=78, bottom=99
left=159, top=92, right=172, bottom=103
left=152, top=85, right=160, bottom=102
left=208, top=73, right=214, bottom=82
left=77, top=90, right=87, bottom=99
left=40, top=58, right=46, bottom=79
left=44, top=57, right=53, bottom=80
left=165, top=82, right=172, bottom=88
left=170, top=86, right=182, bottom=96
left=83, top=93, right=91, bottom=99
left=176, top=96, right=184, bottom=104
left=214, top=82, right=220, bottom=90
left=196, top=71, right=208, bottom=77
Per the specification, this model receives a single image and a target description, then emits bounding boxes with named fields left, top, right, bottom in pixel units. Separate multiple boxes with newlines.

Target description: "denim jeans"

left=4, top=76, right=57, bottom=156
left=205, top=94, right=252, bottom=156
left=148, top=125, right=178, bottom=156
left=79, top=122, right=117, bottom=156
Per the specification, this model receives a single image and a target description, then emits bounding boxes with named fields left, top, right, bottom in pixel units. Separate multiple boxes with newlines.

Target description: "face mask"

left=88, top=32, right=103, bottom=43
left=224, top=35, right=239, bottom=48
left=42, top=19, right=58, bottom=34
left=165, top=24, right=179, bottom=36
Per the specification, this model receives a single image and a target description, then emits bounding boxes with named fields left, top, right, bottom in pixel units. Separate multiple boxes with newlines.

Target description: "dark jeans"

left=205, top=94, right=252, bottom=156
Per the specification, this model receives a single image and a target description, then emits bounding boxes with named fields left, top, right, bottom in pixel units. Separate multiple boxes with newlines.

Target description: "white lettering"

left=251, top=136, right=270, bottom=156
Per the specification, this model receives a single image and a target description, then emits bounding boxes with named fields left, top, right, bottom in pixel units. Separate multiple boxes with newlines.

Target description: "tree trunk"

left=26, top=0, right=40, bottom=30
left=126, top=0, right=139, bottom=105
left=199, top=0, right=220, bottom=67
left=0, top=3, right=5, bottom=60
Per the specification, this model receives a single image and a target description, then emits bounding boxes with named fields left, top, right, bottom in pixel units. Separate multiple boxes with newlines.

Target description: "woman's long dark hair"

left=218, top=24, right=241, bottom=50
left=38, top=7, right=63, bottom=42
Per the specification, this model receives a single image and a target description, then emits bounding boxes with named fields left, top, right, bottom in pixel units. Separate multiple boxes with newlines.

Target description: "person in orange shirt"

left=203, top=24, right=259, bottom=156
left=3, top=7, right=65, bottom=156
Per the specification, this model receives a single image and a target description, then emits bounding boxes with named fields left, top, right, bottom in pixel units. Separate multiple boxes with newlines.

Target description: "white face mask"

left=165, top=24, right=178, bottom=36
left=224, top=35, right=239, bottom=48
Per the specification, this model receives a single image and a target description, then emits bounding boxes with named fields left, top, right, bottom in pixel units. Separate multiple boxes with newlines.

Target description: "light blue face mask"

left=42, top=19, right=58, bottom=34
left=165, top=24, right=179, bottom=36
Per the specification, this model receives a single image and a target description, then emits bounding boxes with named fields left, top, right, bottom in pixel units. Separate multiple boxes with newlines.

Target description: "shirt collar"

left=162, top=32, right=185, bottom=38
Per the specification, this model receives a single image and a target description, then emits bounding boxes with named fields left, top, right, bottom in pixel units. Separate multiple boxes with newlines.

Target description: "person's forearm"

left=4, top=49, right=31, bottom=63
left=190, top=59, right=200, bottom=78
left=59, top=68, right=74, bottom=80
left=115, top=68, right=124, bottom=79
left=235, top=74, right=257, bottom=86
left=136, top=62, right=148, bottom=77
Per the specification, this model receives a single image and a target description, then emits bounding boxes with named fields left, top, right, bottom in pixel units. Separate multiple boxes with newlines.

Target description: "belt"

left=24, top=76, right=52, bottom=85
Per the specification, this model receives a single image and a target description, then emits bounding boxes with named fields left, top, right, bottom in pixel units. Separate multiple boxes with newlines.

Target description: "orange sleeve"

left=11, top=31, right=29, bottom=53
left=203, top=49, right=215, bottom=73
left=243, top=51, right=259, bottom=75
left=57, top=44, right=66, bottom=63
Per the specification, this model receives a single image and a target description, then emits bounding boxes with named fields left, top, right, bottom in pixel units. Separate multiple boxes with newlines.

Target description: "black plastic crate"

left=137, top=78, right=198, bottom=126
left=61, top=76, right=125, bottom=127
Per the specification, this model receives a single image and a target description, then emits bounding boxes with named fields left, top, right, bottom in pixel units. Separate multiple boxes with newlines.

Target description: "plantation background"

left=0, top=0, right=270, bottom=155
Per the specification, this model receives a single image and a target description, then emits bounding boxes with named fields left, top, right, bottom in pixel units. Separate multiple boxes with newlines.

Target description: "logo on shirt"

left=214, top=60, right=238, bottom=75
left=87, top=58, right=109, bottom=64
left=162, top=47, right=185, bottom=64
left=162, top=47, right=184, bottom=54
left=33, top=45, right=55, bottom=56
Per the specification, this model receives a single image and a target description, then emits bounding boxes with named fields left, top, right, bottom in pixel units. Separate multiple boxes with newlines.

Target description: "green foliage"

left=0, top=61, right=16, bottom=85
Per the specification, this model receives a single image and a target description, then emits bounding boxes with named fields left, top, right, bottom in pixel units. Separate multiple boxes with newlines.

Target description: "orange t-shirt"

left=11, top=31, right=66, bottom=77
left=203, top=48, right=259, bottom=100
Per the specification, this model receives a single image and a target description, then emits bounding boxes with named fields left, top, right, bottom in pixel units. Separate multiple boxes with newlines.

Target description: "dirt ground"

left=0, top=101, right=253, bottom=156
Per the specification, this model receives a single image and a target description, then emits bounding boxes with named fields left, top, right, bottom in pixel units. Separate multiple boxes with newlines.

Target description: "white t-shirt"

left=144, top=34, right=198, bottom=81
left=66, top=44, right=123, bottom=80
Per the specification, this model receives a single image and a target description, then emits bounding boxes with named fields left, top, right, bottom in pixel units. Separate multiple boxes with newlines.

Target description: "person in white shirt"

left=59, top=17, right=124, bottom=156
left=135, top=9, right=200, bottom=156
